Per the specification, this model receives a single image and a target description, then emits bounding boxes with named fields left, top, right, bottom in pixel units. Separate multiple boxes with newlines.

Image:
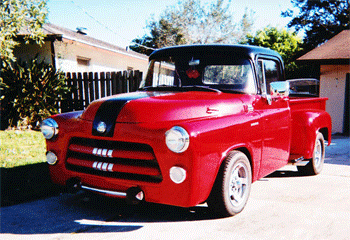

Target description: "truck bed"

left=288, top=97, right=331, bottom=161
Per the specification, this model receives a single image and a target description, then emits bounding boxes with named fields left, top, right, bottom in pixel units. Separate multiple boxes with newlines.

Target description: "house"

left=297, top=30, right=350, bottom=135
left=14, top=23, right=150, bottom=74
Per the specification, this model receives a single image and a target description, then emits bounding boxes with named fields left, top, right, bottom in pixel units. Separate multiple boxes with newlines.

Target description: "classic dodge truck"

left=41, top=45, right=332, bottom=216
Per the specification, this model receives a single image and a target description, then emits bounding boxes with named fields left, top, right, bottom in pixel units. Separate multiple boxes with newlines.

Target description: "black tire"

left=207, top=151, right=252, bottom=217
left=298, top=132, right=325, bottom=175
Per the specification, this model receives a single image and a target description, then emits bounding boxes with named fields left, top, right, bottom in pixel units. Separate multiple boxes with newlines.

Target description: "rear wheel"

left=207, top=151, right=252, bottom=217
left=298, top=132, right=325, bottom=175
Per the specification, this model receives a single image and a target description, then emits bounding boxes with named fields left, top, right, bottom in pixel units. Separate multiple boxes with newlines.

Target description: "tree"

left=131, top=18, right=187, bottom=55
left=282, top=0, right=349, bottom=51
left=243, top=27, right=303, bottom=78
left=1, top=57, right=69, bottom=129
left=0, top=0, right=48, bottom=62
left=130, top=0, right=254, bottom=55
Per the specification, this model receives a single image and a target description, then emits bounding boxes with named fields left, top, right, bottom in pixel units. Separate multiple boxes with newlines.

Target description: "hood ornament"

left=97, top=121, right=107, bottom=133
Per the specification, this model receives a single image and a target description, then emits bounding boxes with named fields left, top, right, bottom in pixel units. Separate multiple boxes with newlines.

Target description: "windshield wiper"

left=140, top=85, right=181, bottom=91
left=141, top=85, right=223, bottom=93
left=219, top=89, right=245, bottom=94
left=183, top=85, right=222, bottom=93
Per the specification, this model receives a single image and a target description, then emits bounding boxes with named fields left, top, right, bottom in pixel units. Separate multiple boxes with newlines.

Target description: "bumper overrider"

left=41, top=94, right=213, bottom=208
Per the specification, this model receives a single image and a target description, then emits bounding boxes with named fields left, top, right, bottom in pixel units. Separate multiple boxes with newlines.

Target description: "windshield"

left=140, top=54, right=256, bottom=94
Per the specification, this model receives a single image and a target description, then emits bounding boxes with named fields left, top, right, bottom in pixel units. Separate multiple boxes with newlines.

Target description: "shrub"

left=0, top=57, right=69, bottom=129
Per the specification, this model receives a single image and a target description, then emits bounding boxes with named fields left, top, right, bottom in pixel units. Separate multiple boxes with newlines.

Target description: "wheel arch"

left=207, top=146, right=254, bottom=201
left=221, top=145, right=254, bottom=180
left=206, top=148, right=253, bottom=216
left=318, top=127, right=330, bottom=143
left=236, top=147, right=253, bottom=174
left=297, top=131, right=326, bottom=175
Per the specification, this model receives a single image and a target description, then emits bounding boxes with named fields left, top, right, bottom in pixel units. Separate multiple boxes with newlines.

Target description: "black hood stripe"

left=92, top=92, right=151, bottom=137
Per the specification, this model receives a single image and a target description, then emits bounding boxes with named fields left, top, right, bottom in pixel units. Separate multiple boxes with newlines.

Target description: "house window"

left=77, top=56, right=90, bottom=66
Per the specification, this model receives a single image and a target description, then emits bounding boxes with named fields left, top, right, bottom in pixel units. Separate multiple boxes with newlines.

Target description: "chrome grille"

left=66, top=138, right=162, bottom=183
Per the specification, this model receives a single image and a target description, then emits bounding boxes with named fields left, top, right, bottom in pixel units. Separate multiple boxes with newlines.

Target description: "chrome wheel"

left=207, top=151, right=252, bottom=217
left=228, top=162, right=249, bottom=208
left=298, top=132, right=325, bottom=175
left=314, top=138, right=323, bottom=170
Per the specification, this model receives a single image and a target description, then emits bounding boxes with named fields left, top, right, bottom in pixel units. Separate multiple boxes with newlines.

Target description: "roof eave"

left=15, top=34, right=62, bottom=42
left=297, top=58, right=350, bottom=65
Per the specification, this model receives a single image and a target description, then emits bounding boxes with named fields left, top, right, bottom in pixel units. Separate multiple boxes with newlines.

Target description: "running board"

left=291, top=156, right=304, bottom=163
left=289, top=156, right=309, bottom=166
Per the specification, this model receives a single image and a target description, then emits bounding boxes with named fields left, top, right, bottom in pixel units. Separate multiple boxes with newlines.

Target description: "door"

left=255, top=58, right=292, bottom=178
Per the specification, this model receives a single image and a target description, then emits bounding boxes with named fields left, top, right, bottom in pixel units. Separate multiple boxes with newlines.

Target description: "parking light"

left=46, top=151, right=58, bottom=165
left=170, top=166, right=187, bottom=184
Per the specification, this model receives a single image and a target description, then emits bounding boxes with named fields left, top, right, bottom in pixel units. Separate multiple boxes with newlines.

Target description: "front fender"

left=290, top=109, right=332, bottom=159
left=182, top=114, right=261, bottom=205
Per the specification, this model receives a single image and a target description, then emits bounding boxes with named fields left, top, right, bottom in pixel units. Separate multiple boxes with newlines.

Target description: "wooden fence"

left=61, top=70, right=143, bottom=112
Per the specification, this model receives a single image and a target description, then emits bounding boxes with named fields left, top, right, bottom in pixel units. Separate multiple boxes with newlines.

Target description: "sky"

left=46, top=0, right=298, bottom=48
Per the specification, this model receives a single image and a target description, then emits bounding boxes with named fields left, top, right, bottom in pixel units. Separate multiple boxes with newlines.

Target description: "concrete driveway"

left=1, top=136, right=349, bottom=240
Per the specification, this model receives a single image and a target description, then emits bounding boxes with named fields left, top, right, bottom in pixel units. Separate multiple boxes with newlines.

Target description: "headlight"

left=41, top=118, right=59, bottom=140
left=165, top=126, right=190, bottom=153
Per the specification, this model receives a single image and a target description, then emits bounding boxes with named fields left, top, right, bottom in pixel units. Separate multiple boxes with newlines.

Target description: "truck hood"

left=81, top=91, right=245, bottom=124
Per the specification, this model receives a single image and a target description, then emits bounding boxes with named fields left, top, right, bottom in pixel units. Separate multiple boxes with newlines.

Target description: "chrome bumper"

left=81, top=185, right=127, bottom=198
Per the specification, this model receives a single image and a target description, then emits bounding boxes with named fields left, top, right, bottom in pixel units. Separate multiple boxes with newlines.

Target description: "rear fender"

left=291, top=110, right=331, bottom=159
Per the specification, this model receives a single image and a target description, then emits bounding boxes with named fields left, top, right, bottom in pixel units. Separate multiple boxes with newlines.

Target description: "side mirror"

left=262, top=93, right=272, bottom=105
left=270, top=81, right=290, bottom=98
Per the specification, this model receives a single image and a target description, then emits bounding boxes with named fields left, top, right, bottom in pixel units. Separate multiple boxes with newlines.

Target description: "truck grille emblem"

left=97, top=121, right=107, bottom=133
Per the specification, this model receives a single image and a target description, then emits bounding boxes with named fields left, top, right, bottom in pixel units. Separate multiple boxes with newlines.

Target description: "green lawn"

left=0, top=130, right=46, bottom=168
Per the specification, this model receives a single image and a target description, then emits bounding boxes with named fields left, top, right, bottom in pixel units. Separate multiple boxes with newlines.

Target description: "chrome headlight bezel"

left=41, top=118, right=59, bottom=140
left=165, top=126, right=190, bottom=153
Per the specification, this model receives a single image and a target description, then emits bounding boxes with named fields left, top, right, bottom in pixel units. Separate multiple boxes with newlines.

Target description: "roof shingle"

left=298, top=30, right=350, bottom=61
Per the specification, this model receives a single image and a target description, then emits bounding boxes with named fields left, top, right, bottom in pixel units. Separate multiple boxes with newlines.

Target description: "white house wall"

left=320, top=64, right=350, bottom=133
left=53, top=38, right=149, bottom=74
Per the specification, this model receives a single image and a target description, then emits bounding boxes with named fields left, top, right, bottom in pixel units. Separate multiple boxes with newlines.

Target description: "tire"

left=298, top=132, right=325, bottom=175
left=207, top=151, right=252, bottom=217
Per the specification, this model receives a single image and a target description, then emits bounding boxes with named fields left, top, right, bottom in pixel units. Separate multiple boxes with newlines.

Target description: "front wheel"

left=207, top=151, right=252, bottom=217
left=298, top=132, right=325, bottom=175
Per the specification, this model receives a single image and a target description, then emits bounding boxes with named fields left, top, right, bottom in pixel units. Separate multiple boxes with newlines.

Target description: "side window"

left=257, top=58, right=281, bottom=95
left=264, top=60, right=280, bottom=93
left=257, top=60, right=265, bottom=94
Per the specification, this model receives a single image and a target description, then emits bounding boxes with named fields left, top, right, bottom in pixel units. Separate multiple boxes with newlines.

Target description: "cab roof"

left=149, top=44, right=282, bottom=62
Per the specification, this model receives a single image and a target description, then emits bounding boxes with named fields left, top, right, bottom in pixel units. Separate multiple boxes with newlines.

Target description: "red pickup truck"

left=41, top=45, right=332, bottom=217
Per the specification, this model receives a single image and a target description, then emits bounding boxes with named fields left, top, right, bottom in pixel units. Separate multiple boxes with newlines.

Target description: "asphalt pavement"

left=1, top=135, right=349, bottom=240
